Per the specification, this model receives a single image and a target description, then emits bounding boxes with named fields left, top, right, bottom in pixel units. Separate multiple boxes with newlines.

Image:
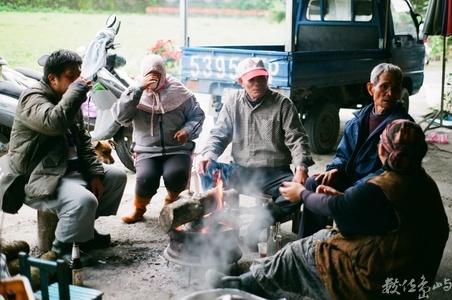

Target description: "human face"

left=367, top=72, right=402, bottom=114
left=146, top=71, right=162, bottom=91
left=239, top=75, right=268, bottom=101
left=48, top=64, right=81, bottom=100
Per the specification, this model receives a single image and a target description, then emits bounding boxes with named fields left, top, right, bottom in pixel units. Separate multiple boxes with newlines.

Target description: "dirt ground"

left=1, top=61, right=451, bottom=299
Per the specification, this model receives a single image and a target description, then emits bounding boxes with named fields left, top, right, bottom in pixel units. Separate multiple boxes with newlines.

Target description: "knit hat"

left=380, top=119, right=427, bottom=171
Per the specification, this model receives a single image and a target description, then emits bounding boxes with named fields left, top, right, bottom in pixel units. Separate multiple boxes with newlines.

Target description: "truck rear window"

left=391, top=0, right=417, bottom=38
left=307, top=0, right=372, bottom=22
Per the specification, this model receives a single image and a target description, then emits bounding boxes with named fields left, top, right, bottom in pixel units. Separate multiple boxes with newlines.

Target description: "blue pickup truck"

left=180, top=0, right=425, bottom=153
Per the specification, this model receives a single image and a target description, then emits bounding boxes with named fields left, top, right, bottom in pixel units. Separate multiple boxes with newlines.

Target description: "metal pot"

left=181, top=288, right=266, bottom=300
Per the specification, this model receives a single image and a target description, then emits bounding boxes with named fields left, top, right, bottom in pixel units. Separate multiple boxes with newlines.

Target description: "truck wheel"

left=400, top=88, right=410, bottom=113
left=0, top=125, right=11, bottom=157
left=114, top=126, right=136, bottom=172
left=304, top=102, right=340, bottom=154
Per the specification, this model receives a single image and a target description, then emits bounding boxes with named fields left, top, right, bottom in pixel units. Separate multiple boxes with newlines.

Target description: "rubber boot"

left=121, top=195, right=151, bottom=224
left=164, top=190, right=180, bottom=206
left=51, top=239, right=94, bottom=266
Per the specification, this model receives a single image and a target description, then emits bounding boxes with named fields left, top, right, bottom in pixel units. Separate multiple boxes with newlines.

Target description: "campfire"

left=159, top=177, right=243, bottom=267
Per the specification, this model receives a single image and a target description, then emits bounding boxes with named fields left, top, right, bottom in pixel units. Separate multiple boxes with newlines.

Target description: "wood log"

left=2, top=240, right=30, bottom=262
left=159, top=187, right=239, bottom=233
left=7, top=251, right=58, bottom=290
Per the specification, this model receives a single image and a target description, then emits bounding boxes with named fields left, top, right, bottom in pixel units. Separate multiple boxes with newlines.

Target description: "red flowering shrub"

left=146, top=39, right=181, bottom=74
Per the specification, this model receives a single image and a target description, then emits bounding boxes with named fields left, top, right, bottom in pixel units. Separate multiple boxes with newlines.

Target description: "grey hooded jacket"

left=111, top=84, right=205, bottom=159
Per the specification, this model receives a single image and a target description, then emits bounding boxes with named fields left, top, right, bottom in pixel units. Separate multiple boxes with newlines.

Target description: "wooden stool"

left=37, top=211, right=58, bottom=252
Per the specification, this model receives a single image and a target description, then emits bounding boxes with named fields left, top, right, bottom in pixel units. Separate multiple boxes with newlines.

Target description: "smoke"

left=165, top=165, right=288, bottom=284
left=164, top=195, right=271, bottom=283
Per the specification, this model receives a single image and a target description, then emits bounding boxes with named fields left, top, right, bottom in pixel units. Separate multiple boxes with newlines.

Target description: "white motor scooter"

left=78, top=14, right=135, bottom=172
left=1, top=15, right=136, bottom=171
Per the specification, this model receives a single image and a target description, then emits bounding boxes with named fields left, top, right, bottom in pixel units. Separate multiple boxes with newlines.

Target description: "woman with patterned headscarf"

left=112, top=54, right=205, bottom=223
left=206, top=120, right=449, bottom=300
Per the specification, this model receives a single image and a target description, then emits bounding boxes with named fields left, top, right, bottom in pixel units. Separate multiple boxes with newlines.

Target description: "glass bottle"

left=69, top=243, right=84, bottom=286
left=6, top=291, right=16, bottom=300
left=266, top=225, right=277, bottom=256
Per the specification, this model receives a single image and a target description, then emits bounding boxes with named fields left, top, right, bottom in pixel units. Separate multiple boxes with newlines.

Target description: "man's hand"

left=76, top=77, right=92, bottom=90
left=279, top=181, right=304, bottom=203
left=174, top=130, right=188, bottom=144
left=90, top=176, right=104, bottom=199
left=314, top=169, right=339, bottom=186
left=197, top=158, right=212, bottom=176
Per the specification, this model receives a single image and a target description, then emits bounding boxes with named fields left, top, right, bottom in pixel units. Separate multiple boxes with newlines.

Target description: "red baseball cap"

left=237, top=58, right=269, bottom=81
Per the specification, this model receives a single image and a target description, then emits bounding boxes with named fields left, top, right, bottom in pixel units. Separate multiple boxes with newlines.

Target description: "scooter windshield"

left=81, top=27, right=116, bottom=81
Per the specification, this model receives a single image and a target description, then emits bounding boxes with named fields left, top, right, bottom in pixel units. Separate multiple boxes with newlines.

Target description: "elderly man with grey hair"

left=198, top=57, right=314, bottom=251
left=298, top=62, right=414, bottom=239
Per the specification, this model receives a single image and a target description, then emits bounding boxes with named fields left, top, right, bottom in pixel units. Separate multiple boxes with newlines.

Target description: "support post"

left=37, top=211, right=58, bottom=252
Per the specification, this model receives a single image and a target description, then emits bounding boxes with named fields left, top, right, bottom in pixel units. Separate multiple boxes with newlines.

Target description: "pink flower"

left=146, top=39, right=181, bottom=73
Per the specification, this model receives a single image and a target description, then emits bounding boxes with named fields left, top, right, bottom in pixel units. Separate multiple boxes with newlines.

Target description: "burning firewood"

left=159, top=187, right=240, bottom=233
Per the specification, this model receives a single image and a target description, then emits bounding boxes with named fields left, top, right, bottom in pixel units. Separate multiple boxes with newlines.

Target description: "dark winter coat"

left=8, top=80, right=103, bottom=199
left=326, top=102, right=413, bottom=187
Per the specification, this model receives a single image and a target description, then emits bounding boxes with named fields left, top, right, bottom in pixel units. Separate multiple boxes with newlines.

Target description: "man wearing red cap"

left=198, top=57, right=314, bottom=251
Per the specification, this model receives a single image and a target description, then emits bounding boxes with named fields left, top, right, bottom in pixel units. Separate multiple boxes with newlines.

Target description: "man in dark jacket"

left=8, top=49, right=127, bottom=264
left=298, top=63, right=414, bottom=238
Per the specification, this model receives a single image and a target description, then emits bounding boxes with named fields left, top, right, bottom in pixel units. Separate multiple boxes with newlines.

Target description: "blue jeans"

left=199, top=161, right=301, bottom=218
left=200, top=161, right=302, bottom=249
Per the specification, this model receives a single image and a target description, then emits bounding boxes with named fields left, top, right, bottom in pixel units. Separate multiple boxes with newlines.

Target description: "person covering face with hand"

left=8, top=49, right=127, bottom=265
left=112, top=54, right=205, bottom=224
left=198, top=57, right=314, bottom=251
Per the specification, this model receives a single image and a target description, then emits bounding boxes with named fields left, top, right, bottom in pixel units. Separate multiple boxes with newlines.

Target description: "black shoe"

left=79, top=229, right=111, bottom=251
left=51, top=239, right=72, bottom=255
left=51, top=239, right=94, bottom=266
left=205, top=269, right=241, bottom=289
left=60, top=250, right=94, bottom=266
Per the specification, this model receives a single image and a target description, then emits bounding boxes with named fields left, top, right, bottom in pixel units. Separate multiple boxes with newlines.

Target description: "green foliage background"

left=0, top=0, right=448, bottom=58
left=0, top=11, right=285, bottom=76
left=1, top=0, right=277, bottom=13
left=0, top=0, right=432, bottom=13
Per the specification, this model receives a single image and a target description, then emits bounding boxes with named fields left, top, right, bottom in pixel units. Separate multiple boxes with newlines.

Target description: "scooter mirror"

left=38, top=55, right=49, bottom=67
left=0, top=56, right=7, bottom=65
left=106, top=14, right=117, bottom=28
left=115, top=21, right=121, bottom=35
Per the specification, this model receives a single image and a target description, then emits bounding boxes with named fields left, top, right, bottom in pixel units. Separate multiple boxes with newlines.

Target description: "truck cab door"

left=390, top=0, right=425, bottom=93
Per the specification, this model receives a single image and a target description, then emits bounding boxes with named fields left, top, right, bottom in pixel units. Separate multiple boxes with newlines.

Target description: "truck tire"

left=113, top=126, right=136, bottom=172
left=304, top=102, right=340, bottom=154
left=400, top=88, right=410, bottom=113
